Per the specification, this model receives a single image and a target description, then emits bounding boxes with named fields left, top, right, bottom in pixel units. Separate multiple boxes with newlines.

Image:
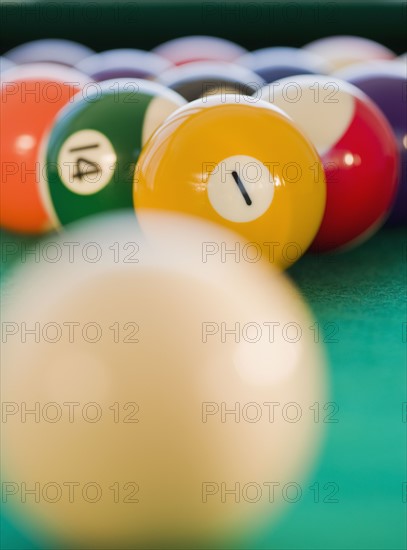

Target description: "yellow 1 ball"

left=133, top=95, right=326, bottom=270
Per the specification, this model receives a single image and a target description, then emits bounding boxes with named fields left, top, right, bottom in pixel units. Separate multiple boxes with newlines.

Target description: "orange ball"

left=0, top=64, right=90, bottom=234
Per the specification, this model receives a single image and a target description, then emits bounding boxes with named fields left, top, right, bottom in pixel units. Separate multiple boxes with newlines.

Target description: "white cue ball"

left=1, top=212, right=328, bottom=549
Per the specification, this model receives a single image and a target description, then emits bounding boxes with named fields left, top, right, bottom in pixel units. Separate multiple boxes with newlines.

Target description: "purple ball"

left=4, top=39, right=94, bottom=67
left=236, top=47, right=330, bottom=83
left=75, top=49, right=172, bottom=81
left=337, top=61, right=406, bottom=225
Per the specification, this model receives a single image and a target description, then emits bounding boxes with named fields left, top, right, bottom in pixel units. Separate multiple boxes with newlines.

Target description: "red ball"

left=259, top=75, right=399, bottom=252
left=0, top=64, right=90, bottom=234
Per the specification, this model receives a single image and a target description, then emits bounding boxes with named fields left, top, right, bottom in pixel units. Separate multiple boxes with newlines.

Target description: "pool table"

left=1, top=1, right=406, bottom=549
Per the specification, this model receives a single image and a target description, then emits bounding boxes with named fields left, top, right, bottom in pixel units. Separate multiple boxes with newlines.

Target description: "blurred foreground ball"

left=1, top=212, right=327, bottom=549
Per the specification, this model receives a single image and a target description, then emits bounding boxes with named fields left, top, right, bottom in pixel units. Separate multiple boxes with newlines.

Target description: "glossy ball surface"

left=42, top=79, right=186, bottom=228
left=133, top=96, right=326, bottom=270
left=259, top=75, right=399, bottom=251
left=0, top=63, right=90, bottom=234
left=335, top=61, right=406, bottom=226
left=157, top=61, right=265, bottom=101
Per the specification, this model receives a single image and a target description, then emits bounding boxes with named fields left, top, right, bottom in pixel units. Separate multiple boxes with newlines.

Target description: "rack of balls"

left=0, top=32, right=405, bottom=550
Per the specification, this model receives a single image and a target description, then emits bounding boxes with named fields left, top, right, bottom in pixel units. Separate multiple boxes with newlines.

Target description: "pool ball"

left=41, top=79, right=186, bottom=228
left=0, top=63, right=90, bottom=234
left=75, top=49, right=172, bottom=81
left=303, top=35, right=395, bottom=72
left=236, top=47, right=330, bottom=83
left=0, top=56, right=15, bottom=73
left=258, top=75, right=399, bottom=252
left=133, top=95, right=326, bottom=270
left=334, top=61, right=406, bottom=226
left=4, top=39, right=95, bottom=67
left=1, top=211, right=327, bottom=549
left=156, top=61, right=265, bottom=101
left=153, top=35, right=247, bottom=65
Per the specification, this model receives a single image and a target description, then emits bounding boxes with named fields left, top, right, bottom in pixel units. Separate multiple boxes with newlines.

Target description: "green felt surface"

left=1, top=226, right=406, bottom=549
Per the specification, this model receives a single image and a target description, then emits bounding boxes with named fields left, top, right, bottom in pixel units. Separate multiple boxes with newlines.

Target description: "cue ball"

left=303, top=35, right=395, bottom=72
left=4, top=39, right=95, bottom=67
left=41, top=79, right=186, bottom=228
left=75, top=49, right=172, bottom=81
left=334, top=61, right=407, bottom=226
left=0, top=63, right=90, bottom=234
left=0, top=211, right=327, bottom=549
left=153, top=35, right=247, bottom=65
left=133, top=95, right=326, bottom=270
left=259, top=75, right=399, bottom=251
left=156, top=61, right=265, bottom=101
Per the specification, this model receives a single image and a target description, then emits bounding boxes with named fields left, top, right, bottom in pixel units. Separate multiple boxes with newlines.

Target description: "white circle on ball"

left=57, top=129, right=117, bottom=195
left=207, top=155, right=274, bottom=223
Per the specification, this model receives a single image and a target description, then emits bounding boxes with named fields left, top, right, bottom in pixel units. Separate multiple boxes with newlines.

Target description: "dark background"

left=1, top=0, right=406, bottom=55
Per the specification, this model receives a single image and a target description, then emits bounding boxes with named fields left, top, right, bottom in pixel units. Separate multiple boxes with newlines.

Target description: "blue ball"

left=236, top=47, right=329, bottom=83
